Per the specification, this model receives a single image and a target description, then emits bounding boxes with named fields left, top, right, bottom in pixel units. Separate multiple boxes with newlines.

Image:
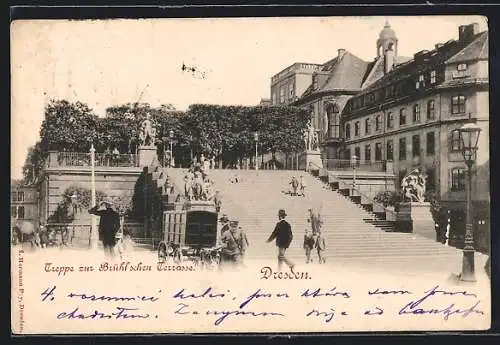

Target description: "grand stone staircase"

left=156, top=168, right=487, bottom=273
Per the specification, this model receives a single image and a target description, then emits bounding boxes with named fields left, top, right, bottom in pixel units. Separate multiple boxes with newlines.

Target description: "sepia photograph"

left=10, top=15, right=491, bottom=334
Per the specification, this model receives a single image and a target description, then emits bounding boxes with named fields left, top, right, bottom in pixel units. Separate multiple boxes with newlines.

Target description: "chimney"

left=338, top=48, right=346, bottom=59
left=384, top=43, right=395, bottom=74
left=459, top=23, right=480, bottom=42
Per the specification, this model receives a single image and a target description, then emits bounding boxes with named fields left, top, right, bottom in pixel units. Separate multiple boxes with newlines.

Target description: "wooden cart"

left=157, top=201, right=222, bottom=268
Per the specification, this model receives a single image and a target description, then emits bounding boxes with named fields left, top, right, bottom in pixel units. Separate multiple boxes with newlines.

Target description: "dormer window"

left=454, top=63, right=468, bottom=78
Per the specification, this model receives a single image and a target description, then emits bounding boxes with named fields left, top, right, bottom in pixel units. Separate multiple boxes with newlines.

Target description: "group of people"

left=218, top=214, right=249, bottom=268
left=304, top=208, right=326, bottom=264
left=288, top=175, right=307, bottom=197
left=12, top=220, right=63, bottom=249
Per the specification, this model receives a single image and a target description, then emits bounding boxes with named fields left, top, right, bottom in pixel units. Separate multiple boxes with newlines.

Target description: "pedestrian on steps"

left=266, top=209, right=295, bottom=272
left=315, top=231, right=326, bottom=264
left=303, top=229, right=315, bottom=264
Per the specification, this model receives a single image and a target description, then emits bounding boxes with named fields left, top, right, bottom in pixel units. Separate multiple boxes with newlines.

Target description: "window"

left=375, top=142, right=382, bottom=161
left=365, top=144, right=371, bottom=162
left=387, top=140, right=394, bottom=161
left=289, top=83, right=295, bottom=99
left=327, top=104, right=340, bottom=138
left=427, top=100, right=435, bottom=120
left=451, top=168, right=466, bottom=191
left=375, top=115, right=382, bottom=131
left=413, top=104, right=420, bottom=122
left=451, top=130, right=462, bottom=152
left=387, top=112, right=394, bottom=129
left=365, top=118, right=372, bottom=135
left=456, top=63, right=468, bottom=78
left=430, top=70, right=437, bottom=84
left=354, top=147, right=361, bottom=160
left=354, top=122, right=360, bottom=137
left=11, top=206, right=17, bottom=218
left=399, top=137, right=407, bottom=160
left=345, top=123, right=351, bottom=139
left=451, top=95, right=466, bottom=114
left=399, top=108, right=407, bottom=126
left=412, top=134, right=421, bottom=157
left=17, top=192, right=24, bottom=202
left=17, top=206, right=25, bottom=219
left=416, top=74, right=425, bottom=89
left=345, top=148, right=351, bottom=160
left=426, top=132, right=435, bottom=155
left=280, top=87, right=285, bottom=104
left=12, top=191, right=17, bottom=202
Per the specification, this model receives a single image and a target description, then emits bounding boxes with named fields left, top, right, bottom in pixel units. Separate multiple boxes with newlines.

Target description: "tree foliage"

left=47, top=185, right=107, bottom=223
left=28, top=99, right=311, bottom=176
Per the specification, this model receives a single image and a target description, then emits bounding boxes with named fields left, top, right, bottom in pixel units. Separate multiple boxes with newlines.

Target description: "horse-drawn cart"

left=157, top=201, right=222, bottom=269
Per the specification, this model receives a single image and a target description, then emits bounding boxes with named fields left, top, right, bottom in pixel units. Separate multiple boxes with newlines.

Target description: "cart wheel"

left=172, top=246, right=182, bottom=264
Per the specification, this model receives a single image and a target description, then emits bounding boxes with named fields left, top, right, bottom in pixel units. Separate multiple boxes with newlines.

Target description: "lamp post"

left=351, top=155, right=357, bottom=189
left=254, top=132, right=259, bottom=170
left=169, top=130, right=174, bottom=168
left=458, top=122, right=481, bottom=282
left=89, top=141, right=98, bottom=249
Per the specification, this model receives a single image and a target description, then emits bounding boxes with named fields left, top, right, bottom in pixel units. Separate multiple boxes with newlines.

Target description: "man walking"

left=88, top=200, right=121, bottom=259
left=266, top=209, right=295, bottom=271
left=220, top=220, right=248, bottom=268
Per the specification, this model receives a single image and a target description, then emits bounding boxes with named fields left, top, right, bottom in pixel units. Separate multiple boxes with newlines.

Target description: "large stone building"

left=269, top=21, right=490, bottom=246
left=11, top=180, right=39, bottom=225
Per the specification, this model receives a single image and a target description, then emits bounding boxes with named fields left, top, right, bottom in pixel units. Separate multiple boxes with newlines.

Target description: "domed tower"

left=377, top=20, right=398, bottom=57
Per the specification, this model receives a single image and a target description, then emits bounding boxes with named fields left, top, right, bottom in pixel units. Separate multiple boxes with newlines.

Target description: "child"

left=315, top=231, right=326, bottom=264
left=299, top=176, right=306, bottom=197
left=303, top=229, right=315, bottom=264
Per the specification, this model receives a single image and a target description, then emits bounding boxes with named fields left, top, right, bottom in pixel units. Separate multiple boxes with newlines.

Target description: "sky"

left=10, top=15, right=487, bottom=179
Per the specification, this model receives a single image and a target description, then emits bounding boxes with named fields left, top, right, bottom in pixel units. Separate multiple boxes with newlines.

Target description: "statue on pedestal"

left=304, top=121, right=319, bottom=151
left=139, top=113, right=157, bottom=146
left=401, top=168, right=427, bottom=202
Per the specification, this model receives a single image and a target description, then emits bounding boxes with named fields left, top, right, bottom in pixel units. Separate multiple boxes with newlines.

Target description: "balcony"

left=46, top=151, right=139, bottom=168
left=323, top=159, right=390, bottom=173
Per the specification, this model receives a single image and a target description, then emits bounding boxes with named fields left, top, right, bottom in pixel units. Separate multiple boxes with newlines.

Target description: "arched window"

left=345, top=123, right=351, bottom=139
left=365, top=117, right=372, bottom=135
left=326, top=104, right=340, bottom=138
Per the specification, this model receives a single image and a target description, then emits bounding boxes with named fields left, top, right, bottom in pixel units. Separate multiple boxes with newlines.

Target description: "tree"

left=22, top=141, right=44, bottom=185
left=39, top=100, right=99, bottom=153
left=47, top=185, right=106, bottom=223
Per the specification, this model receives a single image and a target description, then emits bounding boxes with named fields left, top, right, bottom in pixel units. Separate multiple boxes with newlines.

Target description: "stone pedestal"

left=397, top=202, right=435, bottom=240
left=138, top=145, right=158, bottom=167
left=299, top=150, right=323, bottom=171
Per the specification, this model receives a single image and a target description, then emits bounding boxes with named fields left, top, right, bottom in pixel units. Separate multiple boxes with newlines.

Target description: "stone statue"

left=401, top=168, right=426, bottom=202
left=139, top=113, right=156, bottom=146
left=306, top=121, right=317, bottom=151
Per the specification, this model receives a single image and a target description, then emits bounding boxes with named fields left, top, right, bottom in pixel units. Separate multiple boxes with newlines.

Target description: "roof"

left=358, top=31, right=488, bottom=94
left=447, top=31, right=488, bottom=63
left=299, top=51, right=377, bottom=99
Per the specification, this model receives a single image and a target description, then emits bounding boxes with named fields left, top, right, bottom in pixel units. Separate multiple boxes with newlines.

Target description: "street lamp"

left=254, top=132, right=259, bottom=171
left=458, top=122, right=481, bottom=282
left=351, top=155, right=357, bottom=189
left=169, top=130, right=174, bottom=168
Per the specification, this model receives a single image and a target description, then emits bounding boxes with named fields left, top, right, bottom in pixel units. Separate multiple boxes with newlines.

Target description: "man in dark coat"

left=267, top=209, right=295, bottom=271
left=89, top=200, right=121, bottom=258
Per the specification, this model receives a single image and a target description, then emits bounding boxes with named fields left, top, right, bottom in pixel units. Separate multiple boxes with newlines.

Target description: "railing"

left=309, top=161, right=397, bottom=221
left=51, top=152, right=139, bottom=168
left=322, top=159, right=387, bottom=172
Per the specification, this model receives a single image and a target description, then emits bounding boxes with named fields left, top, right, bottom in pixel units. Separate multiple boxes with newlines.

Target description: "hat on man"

left=278, top=209, right=287, bottom=218
left=219, top=214, right=229, bottom=222
left=229, top=220, right=239, bottom=227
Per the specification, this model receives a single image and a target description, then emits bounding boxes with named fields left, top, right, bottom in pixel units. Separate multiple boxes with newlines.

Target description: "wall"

left=40, top=167, right=143, bottom=223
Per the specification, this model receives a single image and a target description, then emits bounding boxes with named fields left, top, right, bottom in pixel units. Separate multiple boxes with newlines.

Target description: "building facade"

left=11, top=181, right=40, bottom=225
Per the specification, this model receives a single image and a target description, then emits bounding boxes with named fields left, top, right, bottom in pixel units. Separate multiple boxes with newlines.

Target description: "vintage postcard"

left=11, top=15, right=491, bottom=334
